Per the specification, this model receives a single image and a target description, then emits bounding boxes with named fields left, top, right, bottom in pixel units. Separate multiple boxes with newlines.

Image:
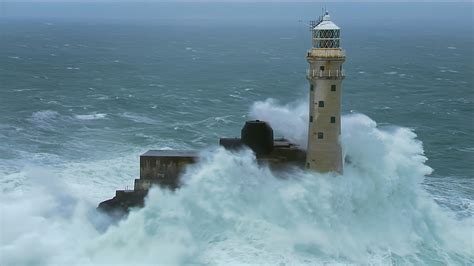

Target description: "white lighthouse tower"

left=306, top=11, right=345, bottom=173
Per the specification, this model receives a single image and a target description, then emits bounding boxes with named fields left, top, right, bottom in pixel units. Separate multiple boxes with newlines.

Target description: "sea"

left=0, top=2, right=473, bottom=265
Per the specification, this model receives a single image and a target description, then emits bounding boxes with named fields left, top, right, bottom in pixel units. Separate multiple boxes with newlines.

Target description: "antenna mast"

left=309, top=9, right=326, bottom=31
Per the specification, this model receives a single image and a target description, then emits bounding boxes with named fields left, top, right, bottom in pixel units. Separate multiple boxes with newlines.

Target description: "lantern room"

left=312, top=12, right=341, bottom=49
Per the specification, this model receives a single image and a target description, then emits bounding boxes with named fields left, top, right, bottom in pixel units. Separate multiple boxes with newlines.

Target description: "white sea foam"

left=1, top=101, right=472, bottom=265
left=28, top=110, right=60, bottom=128
left=229, top=94, right=244, bottom=99
left=440, top=69, right=459, bottom=73
left=96, top=95, right=110, bottom=100
left=148, top=84, right=165, bottom=88
left=75, top=113, right=107, bottom=120
left=14, top=88, right=37, bottom=92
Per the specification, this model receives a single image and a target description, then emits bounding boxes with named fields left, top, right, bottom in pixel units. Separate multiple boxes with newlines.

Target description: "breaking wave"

left=250, top=98, right=308, bottom=147
left=75, top=113, right=108, bottom=120
left=28, top=110, right=60, bottom=129
left=1, top=101, right=472, bottom=265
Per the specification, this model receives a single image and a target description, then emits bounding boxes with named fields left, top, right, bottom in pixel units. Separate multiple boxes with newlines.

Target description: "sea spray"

left=1, top=106, right=472, bottom=265
left=86, top=113, right=471, bottom=264
left=250, top=98, right=309, bottom=147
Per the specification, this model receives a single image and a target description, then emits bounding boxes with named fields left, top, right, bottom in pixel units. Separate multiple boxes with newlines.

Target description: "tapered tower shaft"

left=306, top=12, right=345, bottom=173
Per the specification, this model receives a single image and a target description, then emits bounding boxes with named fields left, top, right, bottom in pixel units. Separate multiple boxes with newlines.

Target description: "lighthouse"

left=306, top=11, right=345, bottom=173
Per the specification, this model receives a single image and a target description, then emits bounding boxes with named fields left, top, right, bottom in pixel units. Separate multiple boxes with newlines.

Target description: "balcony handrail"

left=307, top=69, right=345, bottom=78
left=307, top=49, right=346, bottom=59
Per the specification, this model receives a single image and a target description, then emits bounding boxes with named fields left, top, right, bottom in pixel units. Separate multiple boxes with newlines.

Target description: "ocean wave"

left=28, top=110, right=60, bottom=129
left=120, top=112, right=159, bottom=125
left=75, top=114, right=107, bottom=120
left=96, top=113, right=473, bottom=264
left=1, top=103, right=472, bottom=265
left=31, top=110, right=59, bottom=120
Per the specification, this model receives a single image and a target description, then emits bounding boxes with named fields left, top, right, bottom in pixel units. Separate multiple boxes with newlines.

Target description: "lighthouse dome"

left=314, top=13, right=340, bottom=30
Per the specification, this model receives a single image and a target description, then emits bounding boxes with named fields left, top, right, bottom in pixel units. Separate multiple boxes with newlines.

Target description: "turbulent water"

left=1, top=2, right=473, bottom=265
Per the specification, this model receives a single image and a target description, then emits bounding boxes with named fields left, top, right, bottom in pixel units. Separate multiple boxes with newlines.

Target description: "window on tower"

left=331, top=116, right=336, bottom=123
left=310, top=85, right=314, bottom=91
left=331, top=85, right=336, bottom=91
left=318, top=132, right=324, bottom=139
left=310, top=116, right=313, bottom=122
left=320, top=66, right=325, bottom=71
left=319, top=101, right=325, bottom=107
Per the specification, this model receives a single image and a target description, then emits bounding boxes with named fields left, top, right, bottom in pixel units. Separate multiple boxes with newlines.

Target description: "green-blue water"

left=0, top=2, right=472, bottom=265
